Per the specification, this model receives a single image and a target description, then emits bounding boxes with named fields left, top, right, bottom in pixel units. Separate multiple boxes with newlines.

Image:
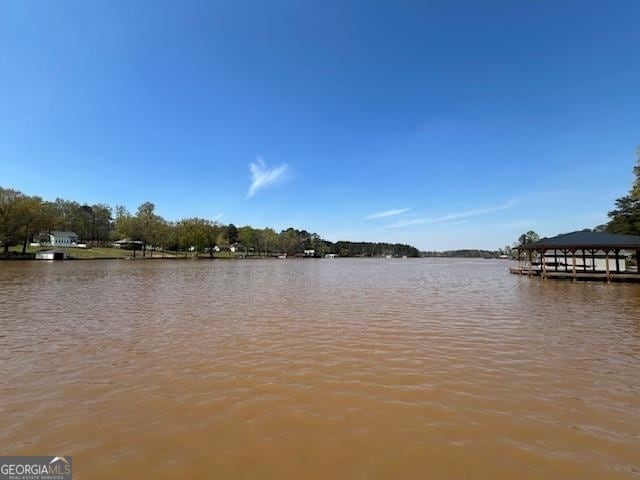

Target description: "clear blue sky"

left=2, top=1, right=639, bottom=250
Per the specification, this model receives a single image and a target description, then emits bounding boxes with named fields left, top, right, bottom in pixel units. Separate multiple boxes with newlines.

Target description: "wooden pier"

left=509, top=267, right=640, bottom=283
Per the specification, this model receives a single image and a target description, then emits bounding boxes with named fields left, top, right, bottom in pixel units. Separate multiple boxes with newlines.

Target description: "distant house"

left=229, top=244, right=248, bottom=253
left=38, top=231, right=79, bottom=247
left=324, top=253, right=337, bottom=259
left=303, top=249, right=315, bottom=257
left=113, top=239, right=144, bottom=250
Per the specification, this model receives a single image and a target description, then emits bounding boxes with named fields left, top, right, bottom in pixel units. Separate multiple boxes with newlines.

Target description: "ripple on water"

left=1, top=258, right=639, bottom=479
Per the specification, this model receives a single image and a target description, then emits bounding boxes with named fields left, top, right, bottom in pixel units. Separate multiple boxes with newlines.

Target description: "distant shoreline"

left=0, top=253, right=511, bottom=262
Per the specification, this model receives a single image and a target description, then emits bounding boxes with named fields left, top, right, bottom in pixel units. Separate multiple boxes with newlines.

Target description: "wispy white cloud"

left=365, top=208, right=410, bottom=219
left=384, top=200, right=517, bottom=229
left=210, top=212, right=224, bottom=222
left=248, top=157, right=288, bottom=197
left=385, top=217, right=428, bottom=228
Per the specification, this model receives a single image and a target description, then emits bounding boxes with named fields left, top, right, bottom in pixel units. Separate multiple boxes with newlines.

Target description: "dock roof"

left=518, top=231, right=640, bottom=250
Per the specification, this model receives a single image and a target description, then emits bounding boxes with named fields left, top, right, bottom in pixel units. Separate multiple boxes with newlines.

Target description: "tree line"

left=421, top=249, right=507, bottom=258
left=0, top=187, right=419, bottom=257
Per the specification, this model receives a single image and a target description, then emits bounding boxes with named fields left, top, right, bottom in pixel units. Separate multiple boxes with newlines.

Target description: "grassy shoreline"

left=2, top=246, right=307, bottom=260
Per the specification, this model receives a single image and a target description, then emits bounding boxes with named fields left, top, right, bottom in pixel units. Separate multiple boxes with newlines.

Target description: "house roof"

left=518, top=231, right=640, bottom=250
left=114, top=238, right=143, bottom=244
left=49, top=231, right=78, bottom=237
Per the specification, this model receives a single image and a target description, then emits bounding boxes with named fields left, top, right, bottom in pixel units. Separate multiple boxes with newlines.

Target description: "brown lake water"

left=1, top=258, right=639, bottom=479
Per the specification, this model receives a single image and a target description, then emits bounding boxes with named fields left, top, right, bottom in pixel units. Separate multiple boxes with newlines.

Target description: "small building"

left=35, top=250, right=68, bottom=260
left=304, top=249, right=315, bottom=257
left=324, top=253, right=338, bottom=259
left=513, top=231, right=640, bottom=281
left=113, top=239, right=144, bottom=250
left=39, top=231, right=79, bottom=247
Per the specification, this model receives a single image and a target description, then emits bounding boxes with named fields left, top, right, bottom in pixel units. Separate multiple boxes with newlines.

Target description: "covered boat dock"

left=510, top=231, right=640, bottom=282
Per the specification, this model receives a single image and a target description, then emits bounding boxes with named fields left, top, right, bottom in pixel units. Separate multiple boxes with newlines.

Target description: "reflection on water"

left=1, top=259, right=639, bottom=479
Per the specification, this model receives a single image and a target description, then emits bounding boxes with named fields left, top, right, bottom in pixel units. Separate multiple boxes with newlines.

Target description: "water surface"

left=1, top=259, right=639, bottom=479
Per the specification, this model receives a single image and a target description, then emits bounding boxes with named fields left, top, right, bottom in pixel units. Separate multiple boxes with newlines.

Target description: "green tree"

left=216, top=229, right=228, bottom=248
left=279, top=228, right=300, bottom=255
left=607, top=196, right=640, bottom=235
left=518, top=230, right=540, bottom=245
left=112, top=206, right=135, bottom=241
left=175, top=218, right=210, bottom=255
left=238, top=226, right=256, bottom=254
left=605, top=148, right=640, bottom=235
left=309, top=233, right=328, bottom=256
left=16, top=196, right=47, bottom=254
left=226, top=223, right=239, bottom=245
left=135, top=202, right=168, bottom=257
left=91, top=204, right=113, bottom=245
left=48, top=198, right=73, bottom=231
left=632, top=147, right=640, bottom=198
left=0, top=188, right=25, bottom=252
left=256, top=228, right=278, bottom=256
left=205, top=221, right=222, bottom=257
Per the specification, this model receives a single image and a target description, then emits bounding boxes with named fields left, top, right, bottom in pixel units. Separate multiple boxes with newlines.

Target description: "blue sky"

left=2, top=1, right=639, bottom=250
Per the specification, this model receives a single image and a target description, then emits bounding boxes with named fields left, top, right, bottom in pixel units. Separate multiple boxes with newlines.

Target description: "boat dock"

left=510, top=231, right=640, bottom=283
left=509, top=267, right=640, bottom=283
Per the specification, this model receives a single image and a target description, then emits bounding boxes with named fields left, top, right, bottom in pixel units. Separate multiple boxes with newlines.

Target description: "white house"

left=39, top=231, right=79, bottom=247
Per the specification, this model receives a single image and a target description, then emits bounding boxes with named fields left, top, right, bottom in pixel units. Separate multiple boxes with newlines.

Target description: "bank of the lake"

left=2, top=246, right=275, bottom=260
